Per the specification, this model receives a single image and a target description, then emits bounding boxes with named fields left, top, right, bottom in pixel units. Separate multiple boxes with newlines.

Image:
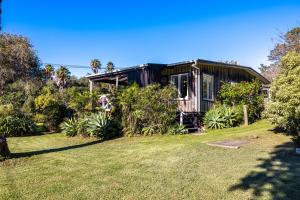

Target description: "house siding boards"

left=87, top=59, right=269, bottom=114
left=161, top=64, right=197, bottom=113
left=198, top=63, right=254, bottom=112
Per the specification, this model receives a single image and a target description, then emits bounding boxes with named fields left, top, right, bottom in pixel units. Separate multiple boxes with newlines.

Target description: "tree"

left=55, top=66, right=70, bottom=93
left=90, top=59, right=101, bottom=74
left=0, top=33, right=41, bottom=159
left=44, top=64, right=54, bottom=80
left=0, top=34, right=42, bottom=92
left=106, top=61, right=115, bottom=73
left=264, top=51, right=300, bottom=146
left=260, top=27, right=300, bottom=81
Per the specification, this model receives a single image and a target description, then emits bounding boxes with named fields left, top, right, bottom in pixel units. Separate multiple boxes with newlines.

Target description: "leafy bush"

left=0, top=114, right=36, bottom=137
left=218, top=81, right=264, bottom=123
left=118, top=83, right=177, bottom=136
left=264, top=52, right=300, bottom=136
left=204, top=105, right=243, bottom=129
left=142, top=126, right=156, bottom=136
left=60, top=118, right=78, bottom=137
left=35, top=86, right=69, bottom=131
left=0, top=104, right=14, bottom=117
left=168, top=124, right=188, bottom=135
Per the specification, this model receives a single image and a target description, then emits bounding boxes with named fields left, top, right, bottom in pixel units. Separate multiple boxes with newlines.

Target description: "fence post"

left=243, top=105, right=248, bottom=126
left=180, top=112, right=183, bottom=126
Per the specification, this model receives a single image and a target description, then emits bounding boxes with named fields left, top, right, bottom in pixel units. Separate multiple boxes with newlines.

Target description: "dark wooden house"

left=87, top=59, right=270, bottom=128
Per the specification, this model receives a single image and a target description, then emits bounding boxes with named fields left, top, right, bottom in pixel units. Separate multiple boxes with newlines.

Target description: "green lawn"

left=1, top=120, right=299, bottom=200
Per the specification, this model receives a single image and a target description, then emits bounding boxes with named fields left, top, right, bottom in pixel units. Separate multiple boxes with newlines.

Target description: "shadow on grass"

left=228, top=141, right=300, bottom=199
left=11, top=140, right=103, bottom=158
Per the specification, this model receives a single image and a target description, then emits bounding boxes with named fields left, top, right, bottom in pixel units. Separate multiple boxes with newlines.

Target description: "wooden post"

left=180, top=112, right=183, bottom=126
left=89, top=80, right=95, bottom=110
left=243, top=105, right=248, bottom=126
left=116, top=76, right=119, bottom=89
left=89, top=80, right=94, bottom=94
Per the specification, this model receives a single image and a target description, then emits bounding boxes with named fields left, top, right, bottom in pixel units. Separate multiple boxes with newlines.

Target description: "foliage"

left=264, top=52, right=300, bottom=136
left=106, top=61, right=115, bottom=73
left=142, top=126, right=156, bottom=136
left=0, top=33, right=42, bottom=91
left=0, top=79, right=43, bottom=114
left=0, top=114, right=36, bottom=137
left=90, top=59, right=101, bottom=74
left=60, top=118, right=78, bottom=137
left=86, top=112, right=111, bottom=139
left=43, top=64, right=54, bottom=80
left=260, top=27, right=300, bottom=81
left=168, top=124, right=188, bottom=135
left=218, top=81, right=264, bottom=123
left=55, top=66, right=70, bottom=93
left=118, top=83, right=177, bottom=136
left=204, top=105, right=243, bottom=129
left=0, top=104, right=14, bottom=117
left=63, top=87, right=95, bottom=117
left=35, top=85, right=69, bottom=131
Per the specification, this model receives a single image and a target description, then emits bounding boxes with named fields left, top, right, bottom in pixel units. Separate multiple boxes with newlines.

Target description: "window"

left=262, top=89, right=270, bottom=99
left=203, top=74, right=214, bottom=101
left=170, top=73, right=188, bottom=99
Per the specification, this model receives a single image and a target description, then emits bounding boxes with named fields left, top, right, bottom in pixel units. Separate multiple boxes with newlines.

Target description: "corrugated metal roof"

left=86, top=59, right=270, bottom=84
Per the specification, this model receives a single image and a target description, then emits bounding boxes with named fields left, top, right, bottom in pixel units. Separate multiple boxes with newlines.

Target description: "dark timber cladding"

left=86, top=59, right=270, bottom=114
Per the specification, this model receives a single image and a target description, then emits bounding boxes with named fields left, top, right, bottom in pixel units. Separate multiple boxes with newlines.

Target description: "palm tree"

left=90, top=59, right=101, bottom=74
left=55, top=66, right=70, bottom=93
left=44, top=64, right=54, bottom=80
left=106, top=61, right=115, bottom=73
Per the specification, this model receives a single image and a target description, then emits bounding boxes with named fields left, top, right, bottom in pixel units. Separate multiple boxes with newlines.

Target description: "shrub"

left=142, top=126, right=156, bottom=136
left=264, top=52, right=300, bottom=137
left=118, top=83, right=177, bottom=136
left=203, top=105, right=242, bottom=129
left=86, top=112, right=111, bottom=139
left=77, top=117, right=89, bottom=137
left=35, top=86, right=69, bottom=131
left=60, top=118, right=78, bottom=137
left=168, top=124, right=188, bottom=135
left=0, top=104, right=14, bottom=117
left=0, top=114, right=36, bottom=137
left=218, top=81, right=264, bottom=123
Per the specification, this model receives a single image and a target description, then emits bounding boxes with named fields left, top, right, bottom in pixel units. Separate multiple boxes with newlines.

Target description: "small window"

left=203, top=74, right=214, bottom=101
left=170, top=73, right=189, bottom=99
left=262, top=89, right=270, bottom=99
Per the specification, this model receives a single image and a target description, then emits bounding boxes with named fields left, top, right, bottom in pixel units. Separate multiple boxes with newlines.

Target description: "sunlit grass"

left=0, top=120, right=295, bottom=200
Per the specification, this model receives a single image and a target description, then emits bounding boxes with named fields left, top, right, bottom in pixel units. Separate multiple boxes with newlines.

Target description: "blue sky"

left=2, top=0, right=300, bottom=76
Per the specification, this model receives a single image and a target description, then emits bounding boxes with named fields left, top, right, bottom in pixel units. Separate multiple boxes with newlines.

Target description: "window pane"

left=180, top=74, right=188, bottom=98
left=171, top=75, right=179, bottom=97
left=208, top=80, right=213, bottom=99
left=203, top=74, right=214, bottom=100
left=203, top=75, right=208, bottom=99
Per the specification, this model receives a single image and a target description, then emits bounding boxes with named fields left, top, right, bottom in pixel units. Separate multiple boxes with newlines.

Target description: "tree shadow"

left=11, top=140, right=103, bottom=159
left=228, top=141, right=300, bottom=199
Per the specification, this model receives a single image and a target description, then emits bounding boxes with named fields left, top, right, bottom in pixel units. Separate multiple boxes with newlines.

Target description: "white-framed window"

left=203, top=73, right=214, bottom=101
left=170, top=73, right=189, bottom=100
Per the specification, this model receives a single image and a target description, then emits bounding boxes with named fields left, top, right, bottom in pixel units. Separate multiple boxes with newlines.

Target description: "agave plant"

left=168, top=124, right=188, bottom=135
left=222, top=106, right=237, bottom=128
left=142, top=126, right=156, bottom=136
left=60, top=118, right=78, bottom=137
left=203, top=109, right=226, bottom=129
left=77, top=117, right=89, bottom=137
left=86, top=112, right=110, bottom=138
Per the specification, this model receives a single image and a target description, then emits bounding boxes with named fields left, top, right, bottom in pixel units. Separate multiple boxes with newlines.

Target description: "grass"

left=1, top=120, right=299, bottom=200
